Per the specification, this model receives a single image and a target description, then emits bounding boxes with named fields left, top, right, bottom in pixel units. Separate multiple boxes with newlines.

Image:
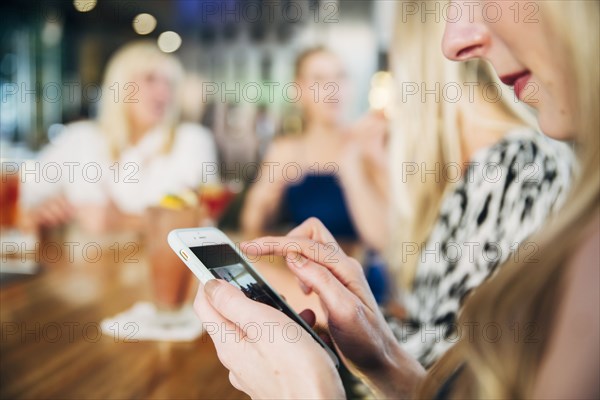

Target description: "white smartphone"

left=168, top=227, right=339, bottom=368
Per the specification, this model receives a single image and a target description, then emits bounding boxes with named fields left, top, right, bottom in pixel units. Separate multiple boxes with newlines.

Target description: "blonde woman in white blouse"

left=22, top=41, right=217, bottom=233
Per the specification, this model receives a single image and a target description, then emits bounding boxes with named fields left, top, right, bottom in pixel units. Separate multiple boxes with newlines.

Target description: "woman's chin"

left=538, top=116, right=577, bottom=142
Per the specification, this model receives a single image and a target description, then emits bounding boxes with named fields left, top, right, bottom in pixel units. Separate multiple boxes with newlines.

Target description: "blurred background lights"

left=73, top=0, right=97, bottom=13
left=369, top=71, right=394, bottom=111
left=370, top=71, right=393, bottom=88
left=41, top=21, right=63, bottom=46
left=157, top=31, right=182, bottom=53
left=133, top=13, right=157, bottom=35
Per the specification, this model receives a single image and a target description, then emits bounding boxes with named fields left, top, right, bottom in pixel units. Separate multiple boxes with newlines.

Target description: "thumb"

left=204, top=279, right=280, bottom=327
left=204, top=279, right=225, bottom=301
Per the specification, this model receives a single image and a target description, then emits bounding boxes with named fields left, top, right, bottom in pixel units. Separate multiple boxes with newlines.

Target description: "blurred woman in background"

left=22, top=41, right=217, bottom=233
left=240, top=47, right=359, bottom=241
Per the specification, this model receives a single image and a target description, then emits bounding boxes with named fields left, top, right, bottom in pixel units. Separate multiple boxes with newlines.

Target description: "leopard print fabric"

left=388, top=128, right=575, bottom=368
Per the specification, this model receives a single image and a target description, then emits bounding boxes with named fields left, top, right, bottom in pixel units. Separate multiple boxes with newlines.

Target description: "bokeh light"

left=133, top=13, right=157, bottom=35
left=73, top=0, right=97, bottom=13
left=369, top=71, right=394, bottom=111
left=157, top=31, right=182, bottom=53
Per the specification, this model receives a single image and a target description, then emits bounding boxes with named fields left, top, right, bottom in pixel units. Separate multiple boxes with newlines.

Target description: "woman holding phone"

left=342, top=10, right=573, bottom=368
left=194, top=1, right=599, bottom=398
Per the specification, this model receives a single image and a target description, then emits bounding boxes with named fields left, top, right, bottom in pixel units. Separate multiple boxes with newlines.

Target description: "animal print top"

left=387, top=128, right=575, bottom=368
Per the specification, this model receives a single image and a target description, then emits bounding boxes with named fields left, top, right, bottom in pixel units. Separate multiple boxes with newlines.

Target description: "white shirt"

left=22, top=121, right=218, bottom=214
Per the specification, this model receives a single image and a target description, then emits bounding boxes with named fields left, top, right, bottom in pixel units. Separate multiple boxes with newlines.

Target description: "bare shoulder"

left=567, top=213, right=600, bottom=288
left=557, top=213, right=600, bottom=345
left=540, top=213, right=600, bottom=398
left=262, top=135, right=304, bottom=164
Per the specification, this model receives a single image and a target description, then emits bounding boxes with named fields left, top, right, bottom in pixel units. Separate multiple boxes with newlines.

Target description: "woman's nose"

left=442, top=18, right=490, bottom=61
left=155, top=80, right=173, bottom=100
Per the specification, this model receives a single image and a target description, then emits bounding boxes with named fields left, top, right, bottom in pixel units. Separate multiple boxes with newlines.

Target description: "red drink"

left=199, top=184, right=236, bottom=222
left=0, top=169, right=19, bottom=228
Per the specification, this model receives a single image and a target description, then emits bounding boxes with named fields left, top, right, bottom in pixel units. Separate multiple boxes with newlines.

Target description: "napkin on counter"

left=101, top=302, right=204, bottom=342
left=0, top=232, right=40, bottom=275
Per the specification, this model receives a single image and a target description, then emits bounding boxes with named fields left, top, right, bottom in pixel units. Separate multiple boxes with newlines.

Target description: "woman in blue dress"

left=241, top=47, right=360, bottom=241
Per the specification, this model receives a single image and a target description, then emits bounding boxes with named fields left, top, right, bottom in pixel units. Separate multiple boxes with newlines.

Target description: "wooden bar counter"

left=0, top=230, right=322, bottom=399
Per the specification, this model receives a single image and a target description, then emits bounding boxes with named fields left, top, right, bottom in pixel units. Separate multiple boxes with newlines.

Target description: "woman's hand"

left=21, top=195, right=75, bottom=232
left=242, top=218, right=425, bottom=398
left=22, top=197, right=142, bottom=234
left=337, top=112, right=391, bottom=251
left=76, top=200, right=143, bottom=234
left=340, top=111, right=389, bottom=178
left=193, top=278, right=345, bottom=400
left=76, top=202, right=118, bottom=234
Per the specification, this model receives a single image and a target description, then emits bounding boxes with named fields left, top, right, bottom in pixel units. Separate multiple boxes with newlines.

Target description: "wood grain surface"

left=0, top=230, right=324, bottom=399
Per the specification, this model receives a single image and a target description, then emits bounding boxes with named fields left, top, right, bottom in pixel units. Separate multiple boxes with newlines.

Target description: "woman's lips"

left=513, top=73, right=532, bottom=100
left=500, top=70, right=532, bottom=100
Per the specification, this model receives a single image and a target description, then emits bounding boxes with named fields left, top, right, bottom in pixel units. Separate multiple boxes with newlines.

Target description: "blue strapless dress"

left=283, top=174, right=358, bottom=240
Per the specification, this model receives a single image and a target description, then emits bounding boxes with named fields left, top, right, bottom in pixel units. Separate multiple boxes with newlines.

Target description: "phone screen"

left=189, top=243, right=335, bottom=358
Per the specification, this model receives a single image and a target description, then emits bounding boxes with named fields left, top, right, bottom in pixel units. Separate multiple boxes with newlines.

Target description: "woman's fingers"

left=203, top=279, right=285, bottom=328
left=37, top=196, right=73, bottom=226
left=41, top=203, right=67, bottom=226
left=193, top=284, right=242, bottom=369
left=57, top=195, right=73, bottom=215
left=288, top=254, right=377, bottom=317
left=193, top=283, right=238, bottom=338
left=242, top=237, right=361, bottom=287
left=297, top=277, right=313, bottom=295
left=53, top=196, right=73, bottom=222
left=285, top=256, right=364, bottom=323
left=286, top=217, right=338, bottom=248
left=228, top=371, right=243, bottom=392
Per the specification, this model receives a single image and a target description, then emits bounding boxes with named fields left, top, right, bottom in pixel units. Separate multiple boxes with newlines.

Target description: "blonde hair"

left=97, top=41, right=184, bottom=158
left=419, top=1, right=599, bottom=398
left=389, top=2, right=536, bottom=288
